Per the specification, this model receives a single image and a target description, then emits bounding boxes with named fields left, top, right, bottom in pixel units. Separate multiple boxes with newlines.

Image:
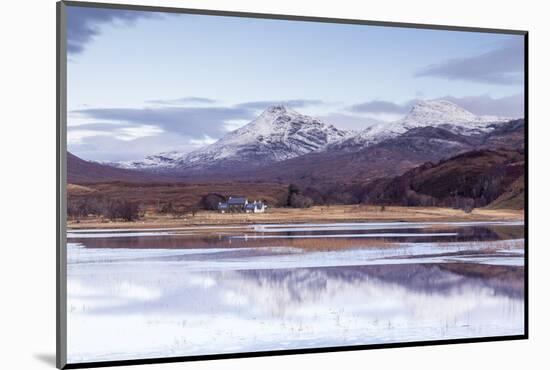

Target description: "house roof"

left=228, top=197, right=247, bottom=205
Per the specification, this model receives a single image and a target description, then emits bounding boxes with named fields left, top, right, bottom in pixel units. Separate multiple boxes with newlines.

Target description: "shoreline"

left=67, top=205, right=524, bottom=230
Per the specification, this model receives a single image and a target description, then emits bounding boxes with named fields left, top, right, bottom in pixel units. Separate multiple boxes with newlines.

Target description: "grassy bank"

left=67, top=204, right=524, bottom=229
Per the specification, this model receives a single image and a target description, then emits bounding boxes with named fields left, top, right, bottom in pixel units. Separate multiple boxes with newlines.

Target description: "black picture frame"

left=56, top=1, right=529, bottom=368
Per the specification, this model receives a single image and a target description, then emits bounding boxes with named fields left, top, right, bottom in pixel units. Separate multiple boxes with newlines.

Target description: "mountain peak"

left=262, top=104, right=300, bottom=118
left=412, top=99, right=460, bottom=109
left=265, top=104, right=289, bottom=114
left=181, top=107, right=350, bottom=167
left=403, top=99, right=487, bottom=127
left=328, top=99, right=507, bottom=152
left=409, top=100, right=476, bottom=118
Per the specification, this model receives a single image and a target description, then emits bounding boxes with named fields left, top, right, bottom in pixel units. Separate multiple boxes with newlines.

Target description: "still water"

left=66, top=221, right=525, bottom=363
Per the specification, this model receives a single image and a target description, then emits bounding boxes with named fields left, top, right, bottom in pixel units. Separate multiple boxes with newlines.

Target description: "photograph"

left=62, top=2, right=526, bottom=366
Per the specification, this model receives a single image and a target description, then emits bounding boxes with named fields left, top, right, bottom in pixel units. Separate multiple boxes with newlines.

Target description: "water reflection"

left=67, top=261, right=524, bottom=362
left=70, top=224, right=524, bottom=249
left=66, top=221, right=525, bottom=363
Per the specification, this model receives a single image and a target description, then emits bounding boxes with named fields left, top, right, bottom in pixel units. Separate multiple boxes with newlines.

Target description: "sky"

left=66, top=5, right=525, bottom=162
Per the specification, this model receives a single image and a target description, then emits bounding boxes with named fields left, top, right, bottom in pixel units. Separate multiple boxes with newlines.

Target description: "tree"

left=171, top=207, right=186, bottom=219
left=289, top=193, right=313, bottom=208
left=158, top=202, right=175, bottom=214
left=200, top=193, right=226, bottom=210
left=103, top=199, right=140, bottom=221
left=287, top=184, right=301, bottom=206
left=119, top=200, right=140, bottom=221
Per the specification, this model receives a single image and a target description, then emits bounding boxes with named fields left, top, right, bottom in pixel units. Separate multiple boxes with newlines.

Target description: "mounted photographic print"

left=57, top=1, right=528, bottom=368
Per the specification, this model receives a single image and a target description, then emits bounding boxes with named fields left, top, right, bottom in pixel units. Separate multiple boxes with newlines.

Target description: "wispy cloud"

left=236, top=99, right=325, bottom=110
left=68, top=98, right=327, bottom=160
left=71, top=106, right=256, bottom=139
left=415, top=39, right=524, bottom=85
left=68, top=122, right=163, bottom=144
left=349, top=100, right=410, bottom=114
left=441, top=94, right=524, bottom=117
left=347, top=93, right=524, bottom=118
left=70, top=99, right=325, bottom=143
left=69, top=133, right=198, bottom=162
left=67, top=6, right=160, bottom=55
left=146, top=97, right=218, bottom=106
left=189, top=135, right=217, bottom=146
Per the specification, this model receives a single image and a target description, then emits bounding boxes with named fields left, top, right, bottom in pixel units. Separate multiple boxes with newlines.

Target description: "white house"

left=245, top=201, right=267, bottom=213
left=218, top=197, right=266, bottom=213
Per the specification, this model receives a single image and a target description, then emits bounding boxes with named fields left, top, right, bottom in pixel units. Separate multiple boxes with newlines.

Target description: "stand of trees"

left=199, top=193, right=226, bottom=210
left=287, top=184, right=313, bottom=208
left=68, top=196, right=140, bottom=221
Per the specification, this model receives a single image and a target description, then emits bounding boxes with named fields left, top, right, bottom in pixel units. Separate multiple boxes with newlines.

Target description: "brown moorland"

left=67, top=204, right=524, bottom=229
left=68, top=181, right=289, bottom=212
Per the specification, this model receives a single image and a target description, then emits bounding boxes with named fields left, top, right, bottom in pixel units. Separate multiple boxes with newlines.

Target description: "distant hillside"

left=67, top=152, right=175, bottom=183
left=226, top=119, right=525, bottom=186
left=480, top=119, right=525, bottom=150
left=362, top=149, right=525, bottom=209
left=246, top=126, right=475, bottom=185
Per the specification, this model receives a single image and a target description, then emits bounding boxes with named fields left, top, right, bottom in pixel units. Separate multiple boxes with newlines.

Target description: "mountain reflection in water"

left=66, top=221, right=525, bottom=363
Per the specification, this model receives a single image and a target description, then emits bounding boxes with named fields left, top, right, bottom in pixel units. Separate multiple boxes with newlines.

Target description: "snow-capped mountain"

left=112, top=105, right=351, bottom=170
left=179, top=105, right=351, bottom=168
left=329, top=100, right=508, bottom=151
left=401, top=100, right=503, bottom=127
left=109, top=100, right=512, bottom=171
left=113, top=151, right=184, bottom=170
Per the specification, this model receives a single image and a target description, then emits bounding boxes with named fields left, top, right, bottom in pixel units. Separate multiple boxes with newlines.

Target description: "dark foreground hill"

left=486, top=175, right=525, bottom=210
left=362, top=149, right=525, bottom=209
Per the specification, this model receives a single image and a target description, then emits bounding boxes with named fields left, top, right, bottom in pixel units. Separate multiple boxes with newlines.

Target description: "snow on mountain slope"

left=111, top=100, right=511, bottom=170
left=402, top=100, right=501, bottom=127
left=109, top=105, right=351, bottom=170
left=179, top=105, right=352, bottom=168
left=109, top=151, right=185, bottom=170
left=329, top=100, right=508, bottom=151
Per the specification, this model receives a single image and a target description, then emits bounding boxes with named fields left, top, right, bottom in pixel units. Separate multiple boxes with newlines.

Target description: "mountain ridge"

left=103, top=100, right=517, bottom=177
left=112, top=100, right=510, bottom=169
left=328, top=100, right=509, bottom=151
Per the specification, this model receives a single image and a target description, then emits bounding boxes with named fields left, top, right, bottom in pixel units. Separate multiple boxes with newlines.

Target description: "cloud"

left=68, top=99, right=328, bottom=160
left=349, top=100, right=410, bottom=114
left=441, top=94, right=524, bottom=118
left=69, top=133, right=201, bottom=162
left=146, top=97, right=218, bottom=105
left=71, top=98, right=324, bottom=146
left=68, top=122, right=163, bottom=144
left=67, top=6, right=159, bottom=54
left=415, top=39, right=524, bottom=85
left=71, top=106, right=256, bottom=139
left=71, top=98, right=326, bottom=146
left=236, top=99, right=324, bottom=110
left=347, top=93, right=524, bottom=118
left=189, top=135, right=217, bottom=146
